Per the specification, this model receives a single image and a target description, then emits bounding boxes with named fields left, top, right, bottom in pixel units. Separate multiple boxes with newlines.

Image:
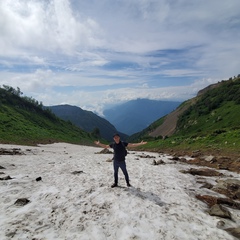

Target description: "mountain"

left=0, top=86, right=94, bottom=145
left=103, top=99, right=181, bottom=135
left=129, top=76, right=240, bottom=154
left=48, top=105, right=127, bottom=141
left=2, top=75, right=239, bottom=155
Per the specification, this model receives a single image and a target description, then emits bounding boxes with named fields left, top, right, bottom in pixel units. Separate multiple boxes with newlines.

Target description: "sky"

left=0, top=0, right=240, bottom=116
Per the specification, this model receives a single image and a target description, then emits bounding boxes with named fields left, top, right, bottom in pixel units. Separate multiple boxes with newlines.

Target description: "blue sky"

left=0, top=0, right=240, bottom=116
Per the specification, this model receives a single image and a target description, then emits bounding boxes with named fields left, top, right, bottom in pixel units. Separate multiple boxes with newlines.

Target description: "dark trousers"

left=113, top=160, right=129, bottom=184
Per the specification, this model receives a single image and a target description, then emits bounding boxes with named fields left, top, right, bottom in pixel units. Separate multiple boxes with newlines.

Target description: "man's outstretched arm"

left=127, top=140, right=147, bottom=148
left=94, top=140, right=110, bottom=148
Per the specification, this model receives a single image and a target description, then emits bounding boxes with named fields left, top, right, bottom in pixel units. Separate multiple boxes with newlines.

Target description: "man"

left=94, top=133, right=147, bottom=188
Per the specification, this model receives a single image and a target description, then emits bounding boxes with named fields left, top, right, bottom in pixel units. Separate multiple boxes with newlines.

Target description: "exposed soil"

left=149, top=104, right=189, bottom=137
left=145, top=97, right=240, bottom=174
left=155, top=148, right=240, bottom=174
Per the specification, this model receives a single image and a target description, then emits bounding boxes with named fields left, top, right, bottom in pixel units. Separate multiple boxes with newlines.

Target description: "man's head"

left=113, top=133, right=120, bottom=143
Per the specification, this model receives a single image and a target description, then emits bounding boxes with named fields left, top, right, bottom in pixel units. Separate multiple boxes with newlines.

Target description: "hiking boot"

left=111, top=183, right=118, bottom=188
left=127, top=182, right=131, bottom=187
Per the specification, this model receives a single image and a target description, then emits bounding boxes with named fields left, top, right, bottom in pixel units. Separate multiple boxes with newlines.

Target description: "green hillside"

left=0, top=86, right=95, bottom=145
left=1, top=76, right=240, bottom=155
left=48, top=104, right=127, bottom=141
left=130, top=76, right=240, bottom=154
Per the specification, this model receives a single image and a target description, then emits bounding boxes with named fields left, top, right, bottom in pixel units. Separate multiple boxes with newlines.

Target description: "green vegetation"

left=144, top=127, right=240, bottom=154
left=130, top=76, right=240, bottom=154
left=0, top=86, right=95, bottom=145
left=1, top=76, right=240, bottom=155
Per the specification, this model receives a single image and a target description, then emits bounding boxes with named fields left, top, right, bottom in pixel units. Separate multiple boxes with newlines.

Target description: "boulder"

left=0, top=148, right=23, bottom=155
left=14, top=198, right=30, bottom=206
left=212, top=179, right=240, bottom=200
left=152, top=159, right=165, bottom=165
left=200, top=182, right=213, bottom=189
left=196, top=194, right=240, bottom=209
left=202, top=155, right=216, bottom=162
left=99, top=148, right=113, bottom=154
left=36, top=177, right=42, bottom=181
left=225, top=227, right=240, bottom=239
left=180, top=168, right=223, bottom=176
left=209, top=204, right=232, bottom=219
left=0, top=175, right=13, bottom=180
left=106, top=158, right=113, bottom=162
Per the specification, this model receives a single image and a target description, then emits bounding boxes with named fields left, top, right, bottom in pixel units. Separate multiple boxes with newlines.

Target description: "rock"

left=215, top=178, right=240, bottom=186
left=210, top=159, right=217, bottom=164
left=0, top=148, right=24, bottom=155
left=106, top=158, right=113, bottom=162
left=208, top=204, right=232, bottom=219
left=98, top=148, right=113, bottom=154
left=71, top=171, right=84, bottom=175
left=200, top=182, right=213, bottom=189
left=212, top=179, right=240, bottom=200
left=196, top=194, right=240, bottom=209
left=202, top=155, right=216, bottom=162
left=169, top=156, right=179, bottom=160
left=181, top=168, right=223, bottom=176
left=14, top=198, right=30, bottom=206
left=36, top=177, right=42, bottom=181
left=179, top=158, right=187, bottom=162
left=216, top=220, right=225, bottom=228
left=0, top=175, right=13, bottom=180
left=234, top=190, right=240, bottom=199
left=196, top=195, right=218, bottom=207
left=156, top=159, right=165, bottom=165
left=5, top=230, right=17, bottom=238
left=225, top=227, right=240, bottom=239
left=191, top=150, right=201, bottom=158
left=218, top=165, right=229, bottom=170
left=137, top=154, right=156, bottom=159
left=152, top=159, right=165, bottom=165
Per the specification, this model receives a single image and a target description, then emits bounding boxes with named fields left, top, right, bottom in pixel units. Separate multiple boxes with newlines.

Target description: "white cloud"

left=0, top=0, right=104, bottom=56
left=0, top=0, right=240, bottom=114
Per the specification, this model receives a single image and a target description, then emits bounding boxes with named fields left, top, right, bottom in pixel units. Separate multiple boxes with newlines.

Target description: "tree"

left=92, top=127, right=100, bottom=138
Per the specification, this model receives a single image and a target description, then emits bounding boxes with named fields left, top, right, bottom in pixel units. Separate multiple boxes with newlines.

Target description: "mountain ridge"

left=103, top=99, right=181, bottom=135
left=1, top=76, right=239, bottom=156
left=48, top=104, right=127, bottom=141
left=129, top=76, right=240, bottom=155
left=0, top=86, right=94, bottom=145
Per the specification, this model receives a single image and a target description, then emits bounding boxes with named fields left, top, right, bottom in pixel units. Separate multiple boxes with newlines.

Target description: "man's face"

left=113, top=135, right=120, bottom=143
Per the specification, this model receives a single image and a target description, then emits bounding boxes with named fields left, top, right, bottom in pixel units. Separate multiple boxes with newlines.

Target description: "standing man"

left=94, top=133, right=147, bottom=188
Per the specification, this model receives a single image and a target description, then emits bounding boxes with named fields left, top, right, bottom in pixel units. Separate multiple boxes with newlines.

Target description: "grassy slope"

left=1, top=77, right=239, bottom=154
left=0, top=88, right=95, bottom=145
left=130, top=77, right=240, bottom=155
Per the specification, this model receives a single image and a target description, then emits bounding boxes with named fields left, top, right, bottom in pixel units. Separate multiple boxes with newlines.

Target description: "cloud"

left=0, top=0, right=103, bottom=56
left=0, top=0, right=240, bottom=115
left=0, top=67, right=222, bottom=117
